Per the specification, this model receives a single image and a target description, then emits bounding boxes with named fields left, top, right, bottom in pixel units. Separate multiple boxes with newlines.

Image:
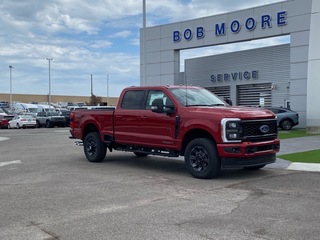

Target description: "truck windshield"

left=170, top=88, right=225, bottom=107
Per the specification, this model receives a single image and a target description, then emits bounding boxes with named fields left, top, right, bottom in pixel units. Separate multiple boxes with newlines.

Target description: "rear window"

left=121, top=90, right=145, bottom=110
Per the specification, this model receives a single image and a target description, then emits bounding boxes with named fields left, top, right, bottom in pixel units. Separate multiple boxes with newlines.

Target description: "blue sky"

left=0, top=0, right=287, bottom=98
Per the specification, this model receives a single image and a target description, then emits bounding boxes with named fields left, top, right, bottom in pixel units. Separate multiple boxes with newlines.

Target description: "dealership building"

left=140, top=0, right=320, bottom=133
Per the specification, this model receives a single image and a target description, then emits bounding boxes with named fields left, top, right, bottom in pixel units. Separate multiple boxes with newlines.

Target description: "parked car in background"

left=8, top=115, right=37, bottom=129
left=0, top=108, right=8, bottom=116
left=36, top=111, right=66, bottom=128
left=55, top=108, right=71, bottom=127
left=36, top=104, right=55, bottom=113
left=266, top=107, right=299, bottom=130
left=12, top=103, right=38, bottom=115
left=0, top=101, right=9, bottom=108
left=0, top=115, right=14, bottom=129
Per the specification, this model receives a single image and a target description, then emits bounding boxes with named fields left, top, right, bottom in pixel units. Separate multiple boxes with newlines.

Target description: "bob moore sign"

left=173, top=11, right=287, bottom=42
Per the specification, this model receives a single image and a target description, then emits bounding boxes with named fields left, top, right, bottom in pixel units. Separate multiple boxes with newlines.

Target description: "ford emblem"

left=259, top=125, right=270, bottom=133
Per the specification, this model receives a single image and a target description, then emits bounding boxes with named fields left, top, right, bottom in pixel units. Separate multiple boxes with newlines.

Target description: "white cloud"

left=0, top=0, right=286, bottom=98
left=111, top=30, right=132, bottom=38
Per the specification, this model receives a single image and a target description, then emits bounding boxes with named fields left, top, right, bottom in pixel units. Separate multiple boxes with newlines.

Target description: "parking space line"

left=0, top=137, right=10, bottom=141
left=0, top=160, right=22, bottom=168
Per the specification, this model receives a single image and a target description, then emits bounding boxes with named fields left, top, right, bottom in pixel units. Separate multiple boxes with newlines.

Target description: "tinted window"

left=121, top=90, right=145, bottom=110
left=145, top=90, right=173, bottom=110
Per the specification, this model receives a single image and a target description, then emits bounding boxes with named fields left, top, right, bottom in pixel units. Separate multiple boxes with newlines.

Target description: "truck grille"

left=242, top=119, right=278, bottom=142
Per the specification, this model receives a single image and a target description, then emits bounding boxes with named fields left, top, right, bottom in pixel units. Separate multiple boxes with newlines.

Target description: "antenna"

left=184, top=73, right=188, bottom=106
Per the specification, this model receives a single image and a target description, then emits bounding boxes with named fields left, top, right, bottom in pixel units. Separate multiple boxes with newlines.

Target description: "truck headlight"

left=221, top=118, right=243, bottom=142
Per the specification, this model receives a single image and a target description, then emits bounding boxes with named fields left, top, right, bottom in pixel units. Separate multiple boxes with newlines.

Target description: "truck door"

left=140, top=90, right=177, bottom=149
left=113, top=90, right=146, bottom=145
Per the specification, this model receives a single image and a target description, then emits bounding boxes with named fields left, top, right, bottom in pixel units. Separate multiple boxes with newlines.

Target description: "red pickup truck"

left=70, top=85, right=280, bottom=179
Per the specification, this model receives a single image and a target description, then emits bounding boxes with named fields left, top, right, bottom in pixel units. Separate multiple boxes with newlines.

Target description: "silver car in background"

left=8, top=115, right=37, bottom=129
left=266, top=107, right=299, bottom=130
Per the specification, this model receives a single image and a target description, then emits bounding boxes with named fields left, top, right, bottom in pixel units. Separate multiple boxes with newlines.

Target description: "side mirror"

left=164, top=104, right=175, bottom=115
left=151, top=98, right=164, bottom=113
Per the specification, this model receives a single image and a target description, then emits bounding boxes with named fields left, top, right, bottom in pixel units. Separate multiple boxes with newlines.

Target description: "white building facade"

left=140, top=0, right=320, bottom=133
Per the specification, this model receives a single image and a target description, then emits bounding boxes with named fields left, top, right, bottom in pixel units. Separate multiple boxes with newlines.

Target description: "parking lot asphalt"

left=1, top=128, right=320, bottom=240
left=267, top=135, right=320, bottom=172
left=1, top=133, right=320, bottom=172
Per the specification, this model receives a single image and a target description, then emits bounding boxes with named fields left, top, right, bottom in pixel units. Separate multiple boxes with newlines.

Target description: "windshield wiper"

left=185, top=104, right=225, bottom=107
left=209, top=104, right=225, bottom=106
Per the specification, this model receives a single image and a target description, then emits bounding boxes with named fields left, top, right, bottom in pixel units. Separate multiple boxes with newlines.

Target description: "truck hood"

left=186, top=106, right=275, bottom=120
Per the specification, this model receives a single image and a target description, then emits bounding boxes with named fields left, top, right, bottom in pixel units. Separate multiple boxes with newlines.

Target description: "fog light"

left=224, top=147, right=241, bottom=154
left=228, top=133, right=239, bottom=139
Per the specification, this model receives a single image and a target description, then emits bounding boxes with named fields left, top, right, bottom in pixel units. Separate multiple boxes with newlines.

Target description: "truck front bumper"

left=217, top=139, right=280, bottom=168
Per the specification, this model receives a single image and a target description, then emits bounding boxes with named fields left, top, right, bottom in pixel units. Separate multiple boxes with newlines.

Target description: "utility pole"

left=44, top=58, right=53, bottom=110
left=107, top=74, right=109, bottom=105
left=9, top=65, right=13, bottom=113
left=91, top=74, right=93, bottom=95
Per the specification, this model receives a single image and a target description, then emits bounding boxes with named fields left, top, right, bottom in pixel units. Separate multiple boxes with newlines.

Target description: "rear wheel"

left=84, top=132, right=107, bottom=162
left=46, top=120, right=52, bottom=128
left=185, top=138, right=221, bottom=179
left=280, top=119, right=293, bottom=130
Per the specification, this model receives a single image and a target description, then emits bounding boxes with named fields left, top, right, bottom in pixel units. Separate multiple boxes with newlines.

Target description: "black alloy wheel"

left=84, top=132, right=107, bottom=162
left=280, top=119, right=293, bottom=130
left=185, top=138, right=221, bottom=179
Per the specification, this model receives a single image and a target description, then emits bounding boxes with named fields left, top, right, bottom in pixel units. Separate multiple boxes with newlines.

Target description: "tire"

left=134, top=152, right=149, bottom=157
left=185, top=138, right=221, bottom=179
left=280, top=119, right=293, bottom=130
left=244, top=164, right=266, bottom=170
left=36, top=121, right=41, bottom=128
left=46, top=120, right=52, bottom=128
left=83, top=132, right=107, bottom=162
left=16, top=123, right=20, bottom=129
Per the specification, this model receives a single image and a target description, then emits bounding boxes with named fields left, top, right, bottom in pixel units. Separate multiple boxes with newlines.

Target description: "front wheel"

left=84, top=132, right=107, bottom=162
left=46, top=120, right=52, bottom=128
left=280, top=119, right=293, bottom=130
left=185, top=138, right=221, bottom=179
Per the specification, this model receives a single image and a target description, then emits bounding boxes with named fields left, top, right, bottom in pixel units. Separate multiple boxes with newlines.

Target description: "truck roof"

left=122, top=85, right=202, bottom=91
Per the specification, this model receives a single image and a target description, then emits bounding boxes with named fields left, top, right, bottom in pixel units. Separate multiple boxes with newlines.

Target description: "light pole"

left=9, top=66, right=13, bottom=113
left=142, top=0, right=146, bottom=85
left=107, top=74, right=109, bottom=105
left=44, top=58, right=53, bottom=110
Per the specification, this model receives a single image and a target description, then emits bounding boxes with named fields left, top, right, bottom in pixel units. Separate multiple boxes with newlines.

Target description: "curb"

left=286, top=162, right=320, bottom=172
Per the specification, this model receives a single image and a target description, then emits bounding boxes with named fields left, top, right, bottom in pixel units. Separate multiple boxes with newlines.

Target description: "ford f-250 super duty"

left=69, top=85, right=280, bottom=179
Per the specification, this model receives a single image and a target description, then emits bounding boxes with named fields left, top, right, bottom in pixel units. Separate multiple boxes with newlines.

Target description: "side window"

left=121, top=90, right=145, bottom=110
left=146, top=90, right=165, bottom=110
left=145, top=90, right=174, bottom=110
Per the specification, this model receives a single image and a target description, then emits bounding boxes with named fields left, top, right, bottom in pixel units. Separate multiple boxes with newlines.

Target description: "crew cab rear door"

left=113, top=90, right=146, bottom=144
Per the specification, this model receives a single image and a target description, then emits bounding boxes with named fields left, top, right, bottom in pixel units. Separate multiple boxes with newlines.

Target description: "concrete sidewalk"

left=267, top=135, right=320, bottom=172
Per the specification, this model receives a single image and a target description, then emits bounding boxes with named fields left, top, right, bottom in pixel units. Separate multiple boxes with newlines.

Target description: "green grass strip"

left=278, top=129, right=319, bottom=139
left=278, top=149, right=320, bottom=163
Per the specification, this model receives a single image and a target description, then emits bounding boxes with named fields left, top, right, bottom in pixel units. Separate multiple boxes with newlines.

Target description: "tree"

left=87, top=94, right=102, bottom=106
